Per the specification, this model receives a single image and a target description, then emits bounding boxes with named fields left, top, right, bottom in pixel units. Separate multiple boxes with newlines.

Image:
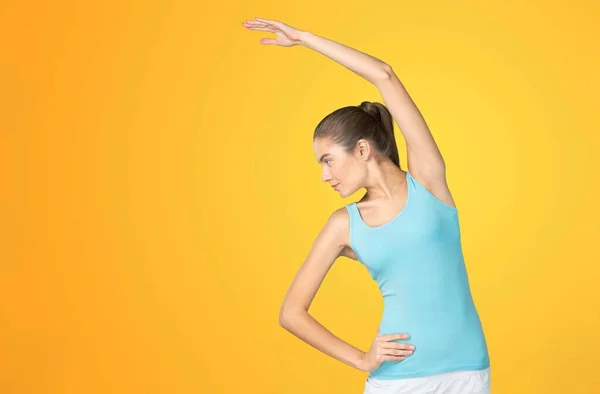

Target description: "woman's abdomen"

left=374, top=297, right=490, bottom=379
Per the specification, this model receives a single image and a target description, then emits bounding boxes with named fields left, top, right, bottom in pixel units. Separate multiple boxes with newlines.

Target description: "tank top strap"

left=345, top=202, right=364, bottom=263
left=345, top=202, right=360, bottom=230
left=405, top=170, right=417, bottom=191
left=346, top=202, right=357, bottom=226
left=406, top=169, right=433, bottom=204
left=405, top=169, right=458, bottom=213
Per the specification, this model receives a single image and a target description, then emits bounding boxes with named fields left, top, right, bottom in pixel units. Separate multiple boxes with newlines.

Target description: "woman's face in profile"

left=313, top=137, right=365, bottom=197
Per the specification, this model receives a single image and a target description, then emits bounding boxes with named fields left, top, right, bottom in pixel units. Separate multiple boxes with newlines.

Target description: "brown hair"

left=313, top=101, right=400, bottom=168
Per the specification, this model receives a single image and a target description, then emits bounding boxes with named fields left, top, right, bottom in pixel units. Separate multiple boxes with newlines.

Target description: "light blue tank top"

left=346, top=170, right=490, bottom=380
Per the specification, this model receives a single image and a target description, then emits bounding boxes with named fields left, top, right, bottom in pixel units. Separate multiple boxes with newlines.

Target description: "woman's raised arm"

left=243, top=17, right=447, bottom=181
left=243, top=17, right=390, bottom=84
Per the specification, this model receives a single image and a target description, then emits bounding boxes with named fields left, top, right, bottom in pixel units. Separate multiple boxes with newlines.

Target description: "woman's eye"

left=326, top=160, right=332, bottom=165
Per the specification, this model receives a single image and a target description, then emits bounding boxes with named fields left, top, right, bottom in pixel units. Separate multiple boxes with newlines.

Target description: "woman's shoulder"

left=330, top=204, right=352, bottom=223
left=312, top=206, right=353, bottom=250
left=322, top=205, right=356, bottom=235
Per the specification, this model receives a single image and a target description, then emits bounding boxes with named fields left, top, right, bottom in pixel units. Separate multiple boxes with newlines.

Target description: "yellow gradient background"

left=2, top=1, right=599, bottom=393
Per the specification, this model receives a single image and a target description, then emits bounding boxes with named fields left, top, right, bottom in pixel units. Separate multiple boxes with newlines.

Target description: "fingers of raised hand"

left=242, top=21, right=276, bottom=33
left=242, top=17, right=282, bottom=31
left=254, top=17, right=285, bottom=29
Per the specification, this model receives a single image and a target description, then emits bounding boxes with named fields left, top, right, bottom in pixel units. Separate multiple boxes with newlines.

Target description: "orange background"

left=1, top=1, right=599, bottom=393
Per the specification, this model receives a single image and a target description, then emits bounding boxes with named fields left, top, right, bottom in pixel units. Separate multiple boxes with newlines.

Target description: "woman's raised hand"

left=242, top=17, right=304, bottom=47
left=359, top=332, right=415, bottom=373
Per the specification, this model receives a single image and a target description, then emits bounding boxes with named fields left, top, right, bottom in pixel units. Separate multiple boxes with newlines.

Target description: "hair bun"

left=359, top=101, right=381, bottom=122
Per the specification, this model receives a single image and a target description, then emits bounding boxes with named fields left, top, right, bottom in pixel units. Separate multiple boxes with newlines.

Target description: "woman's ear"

left=359, top=141, right=369, bottom=160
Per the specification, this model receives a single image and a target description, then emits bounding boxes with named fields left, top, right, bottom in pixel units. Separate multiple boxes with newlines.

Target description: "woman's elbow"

left=279, top=312, right=289, bottom=328
left=380, top=63, right=393, bottom=77
left=278, top=306, right=304, bottom=328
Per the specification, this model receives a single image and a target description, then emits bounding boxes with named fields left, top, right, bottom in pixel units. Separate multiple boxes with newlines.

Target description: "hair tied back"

left=359, top=101, right=381, bottom=122
left=313, top=100, right=401, bottom=168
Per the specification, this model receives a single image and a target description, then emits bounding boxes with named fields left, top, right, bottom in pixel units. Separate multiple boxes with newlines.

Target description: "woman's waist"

left=382, top=293, right=477, bottom=316
left=378, top=308, right=485, bottom=343
left=377, top=316, right=489, bottom=367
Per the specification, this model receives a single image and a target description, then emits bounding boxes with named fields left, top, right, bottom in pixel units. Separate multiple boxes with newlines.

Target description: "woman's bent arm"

left=279, top=308, right=366, bottom=371
left=279, top=208, right=367, bottom=371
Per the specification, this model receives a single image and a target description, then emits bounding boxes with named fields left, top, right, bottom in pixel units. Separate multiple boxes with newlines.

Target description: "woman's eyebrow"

left=318, top=153, right=331, bottom=163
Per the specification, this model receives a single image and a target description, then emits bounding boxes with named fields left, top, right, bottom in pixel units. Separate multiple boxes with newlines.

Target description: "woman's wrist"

left=297, top=30, right=314, bottom=46
left=354, top=350, right=368, bottom=372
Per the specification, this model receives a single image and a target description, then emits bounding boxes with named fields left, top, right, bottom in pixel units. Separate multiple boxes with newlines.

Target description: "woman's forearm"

left=280, top=308, right=366, bottom=371
left=298, top=31, right=390, bottom=85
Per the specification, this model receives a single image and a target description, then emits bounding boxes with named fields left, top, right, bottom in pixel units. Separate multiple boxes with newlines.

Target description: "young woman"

left=243, top=17, right=491, bottom=394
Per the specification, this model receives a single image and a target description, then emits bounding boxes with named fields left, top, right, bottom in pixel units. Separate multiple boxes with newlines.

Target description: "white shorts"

left=363, top=367, right=490, bottom=394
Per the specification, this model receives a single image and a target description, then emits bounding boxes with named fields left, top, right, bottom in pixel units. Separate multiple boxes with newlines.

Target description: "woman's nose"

left=321, top=172, right=332, bottom=182
left=321, top=168, right=332, bottom=182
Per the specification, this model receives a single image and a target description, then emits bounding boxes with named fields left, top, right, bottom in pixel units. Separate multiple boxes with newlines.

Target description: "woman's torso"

left=346, top=170, right=490, bottom=380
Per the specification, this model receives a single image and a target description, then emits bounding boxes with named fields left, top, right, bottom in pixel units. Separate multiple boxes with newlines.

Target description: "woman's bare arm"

left=298, top=31, right=390, bottom=85
left=279, top=207, right=367, bottom=371
left=244, top=18, right=450, bottom=200
left=298, top=29, right=452, bottom=206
